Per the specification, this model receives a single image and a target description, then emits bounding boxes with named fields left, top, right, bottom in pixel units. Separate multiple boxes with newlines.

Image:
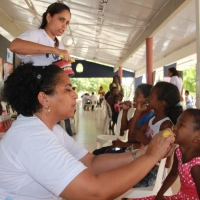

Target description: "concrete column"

left=118, top=66, right=123, bottom=84
left=146, top=38, right=153, bottom=84
left=196, top=0, right=200, bottom=108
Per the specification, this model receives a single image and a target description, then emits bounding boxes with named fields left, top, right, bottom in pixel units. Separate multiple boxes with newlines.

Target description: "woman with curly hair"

left=0, top=63, right=175, bottom=200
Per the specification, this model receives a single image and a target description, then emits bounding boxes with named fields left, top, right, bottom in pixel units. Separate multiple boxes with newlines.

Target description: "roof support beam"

left=135, top=40, right=196, bottom=77
left=0, top=8, right=23, bottom=37
left=114, top=0, right=193, bottom=72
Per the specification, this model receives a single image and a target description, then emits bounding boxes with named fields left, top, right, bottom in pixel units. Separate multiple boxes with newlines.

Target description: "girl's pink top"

left=133, top=147, right=200, bottom=200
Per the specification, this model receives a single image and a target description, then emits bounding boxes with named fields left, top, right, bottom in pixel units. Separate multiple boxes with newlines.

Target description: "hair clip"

left=37, top=74, right=41, bottom=79
left=32, top=66, right=47, bottom=86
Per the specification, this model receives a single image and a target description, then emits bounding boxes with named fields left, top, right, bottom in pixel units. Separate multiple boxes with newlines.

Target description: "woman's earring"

left=45, top=106, right=50, bottom=116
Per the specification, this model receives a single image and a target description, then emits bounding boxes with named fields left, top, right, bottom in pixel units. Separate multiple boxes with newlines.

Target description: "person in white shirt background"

left=168, top=67, right=183, bottom=101
left=89, top=92, right=98, bottom=111
left=82, top=93, right=90, bottom=111
left=0, top=63, right=175, bottom=200
left=9, top=2, right=71, bottom=65
left=185, top=90, right=193, bottom=109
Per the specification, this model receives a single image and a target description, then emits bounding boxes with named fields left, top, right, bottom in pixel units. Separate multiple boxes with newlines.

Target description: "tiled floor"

left=73, top=105, right=106, bottom=153
left=72, top=105, right=180, bottom=195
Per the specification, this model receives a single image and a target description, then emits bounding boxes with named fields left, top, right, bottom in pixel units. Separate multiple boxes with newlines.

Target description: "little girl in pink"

left=132, top=109, right=200, bottom=200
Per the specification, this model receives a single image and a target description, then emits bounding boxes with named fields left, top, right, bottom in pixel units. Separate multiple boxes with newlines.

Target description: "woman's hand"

left=164, top=143, right=177, bottom=158
left=136, top=145, right=148, bottom=157
left=54, top=48, right=71, bottom=61
left=145, top=128, right=175, bottom=161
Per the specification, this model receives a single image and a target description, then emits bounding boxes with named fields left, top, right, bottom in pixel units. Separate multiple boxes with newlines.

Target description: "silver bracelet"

left=132, top=149, right=138, bottom=160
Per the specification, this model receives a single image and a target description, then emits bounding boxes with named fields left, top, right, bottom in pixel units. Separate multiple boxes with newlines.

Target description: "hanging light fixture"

left=76, top=63, right=84, bottom=73
left=103, top=0, right=108, bottom=3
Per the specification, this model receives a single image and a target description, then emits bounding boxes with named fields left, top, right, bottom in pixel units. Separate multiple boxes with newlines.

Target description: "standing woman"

left=168, top=67, right=183, bottom=101
left=9, top=2, right=71, bottom=65
left=110, top=75, right=124, bottom=96
left=9, top=2, right=74, bottom=135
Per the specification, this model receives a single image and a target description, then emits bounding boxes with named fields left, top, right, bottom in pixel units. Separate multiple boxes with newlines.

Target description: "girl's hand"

left=122, top=101, right=132, bottom=110
left=145, top=128, right=175, bottom=161
left=136, top=100, right=148, bottom=112
left=54, top=49, right=71, bottom=61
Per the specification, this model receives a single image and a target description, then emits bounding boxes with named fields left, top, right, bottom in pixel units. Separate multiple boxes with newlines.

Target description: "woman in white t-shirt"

left=168, top=67, right=183, bottom=101
left=0, top=63, right=175, bottom=200
left=9, top=2, right=71, bottom=66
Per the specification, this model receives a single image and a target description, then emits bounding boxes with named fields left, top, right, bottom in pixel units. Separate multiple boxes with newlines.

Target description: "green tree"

left=122, top=78, right=134, bottom=100
left=183, top=66, right=196, bottom=93
left=71, top=77, right=134, bottom=100
left=71, top=78, right=112, bottom=95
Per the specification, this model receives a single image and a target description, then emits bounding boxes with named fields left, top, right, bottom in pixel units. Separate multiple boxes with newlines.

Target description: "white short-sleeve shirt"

left=17, top=29, right=64, bottom=66
left=0, top=115, right=88, bottom=200
left=169, top=76, right=182, bottom=94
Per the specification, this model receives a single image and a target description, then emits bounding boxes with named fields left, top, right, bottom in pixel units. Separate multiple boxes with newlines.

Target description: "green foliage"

left=71, top=78, right=112, bottom=96
left=122, top=78, right=134, bottom=100
left=183, top=66, right=196, bottom=93
left=71, top=77, right=134, bottom=100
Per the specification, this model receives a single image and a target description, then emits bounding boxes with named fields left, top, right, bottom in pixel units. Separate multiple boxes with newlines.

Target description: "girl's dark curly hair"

left=2, top=63, right=63, bottom=116
left=154, top=81, right=183, bottom=124
left=184, top=109, right=200, bottom=131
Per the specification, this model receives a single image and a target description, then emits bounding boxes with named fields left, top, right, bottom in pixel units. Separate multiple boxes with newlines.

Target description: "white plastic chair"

left=127, top=107, right=135, bottom=121
left=97, top=110, right=122, bottom=149
left=115, top=158, right=172, bottom=199
left=101, top=99, right=106, bottom=112
left=97, top=107, right=135, bottom=149
left=103, top=102, right=112, bottom=135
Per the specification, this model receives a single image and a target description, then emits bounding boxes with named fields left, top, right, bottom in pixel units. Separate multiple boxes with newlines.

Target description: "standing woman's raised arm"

left=9, top=38, right=70, bottom=60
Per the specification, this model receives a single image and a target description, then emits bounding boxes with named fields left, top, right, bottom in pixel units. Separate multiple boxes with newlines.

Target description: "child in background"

left=98, top=86, right=105, bottom=107
left=111, top=94, right=121, bottom=134
left=132, top=82, right=183, bottom=188
left=112, top=84, right=154, bottom=148
left=132, top=82, right=182, bottom=145
left=119, top=94, right=124, bottom=110
left=133, top=108, right=200, bottom=200
left=93, top=84, right=153, bottom=155
left=185, top=90, right=193, bottom=109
